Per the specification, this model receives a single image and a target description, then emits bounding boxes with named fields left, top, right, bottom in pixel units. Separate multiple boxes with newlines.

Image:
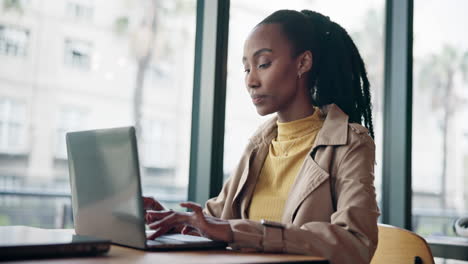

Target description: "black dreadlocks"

left=259, top=9, right=374, bottom=139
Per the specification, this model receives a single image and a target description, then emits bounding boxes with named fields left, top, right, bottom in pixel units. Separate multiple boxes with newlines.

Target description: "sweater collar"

left=276, top=109, right=323, bottom=141
left=249, top=104, right=349, bottom=148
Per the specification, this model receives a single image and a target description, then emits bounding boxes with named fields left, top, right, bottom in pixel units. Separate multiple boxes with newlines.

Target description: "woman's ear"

left=297, top=50, right=313, bottom=77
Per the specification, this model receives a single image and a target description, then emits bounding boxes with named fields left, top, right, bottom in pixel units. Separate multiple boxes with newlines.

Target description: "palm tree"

left=130, top=0, right=159, bottom=140
left=118, top=0, right=192, bottom=140
left=418, top=45, right=468, bottom=209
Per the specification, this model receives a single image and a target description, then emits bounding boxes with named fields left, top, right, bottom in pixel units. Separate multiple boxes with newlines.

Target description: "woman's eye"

left=258, top=62, right=271, bottom=69
left=244, top=68, right=250, bottom=73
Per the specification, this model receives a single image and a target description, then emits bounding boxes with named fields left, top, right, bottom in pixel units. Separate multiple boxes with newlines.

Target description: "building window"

left=0, top=25, right=29, bottom=57
left=0, top=98, right=27, bottom=153
left=55, top=107, right=86, bottom=159
left=65, top=1, right=93, bottom=21
left=2, top=0, right=30, bottom=12
left=64, top=39, right=92, bottom=69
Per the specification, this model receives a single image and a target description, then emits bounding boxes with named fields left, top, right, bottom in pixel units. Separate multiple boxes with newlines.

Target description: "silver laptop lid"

left=0, top=226, right=110, bottom=260
left=66, top=126, right=146, bottom=249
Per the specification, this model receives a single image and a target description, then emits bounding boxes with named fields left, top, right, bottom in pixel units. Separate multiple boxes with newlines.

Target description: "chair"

left=371, top=224, right=435, bottom=264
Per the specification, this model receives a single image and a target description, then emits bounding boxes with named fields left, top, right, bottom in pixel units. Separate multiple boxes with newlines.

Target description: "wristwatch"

left=260, top=219, right=285, bottom=229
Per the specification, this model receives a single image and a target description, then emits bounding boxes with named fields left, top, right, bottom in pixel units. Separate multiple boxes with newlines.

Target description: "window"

left=0, top=25, right=29, bottom=57
left=65, top=1, right=93, bottom=21
left=64, top=39, right=92, bottom=69
left=142, top=120, right=176, bottom=168
left=224, top=1, right=385, bottom=208
left=0, top=98, right=27, bottom=153
left=55, top=107, right=87, bottom=159
left=2, top=0, right=30, bottom=13
left=412, top=0, right=468, bottom=240
left=0, top=0, right=196, bottom=228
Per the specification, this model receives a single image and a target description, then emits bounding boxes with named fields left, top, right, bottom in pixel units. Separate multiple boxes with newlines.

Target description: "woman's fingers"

left=146, top=201, right=224, bottom=241
left=145, top=210, right=174, bottom=224
left=147, top=225, right=173, bottom=240
left=181, top=225, right=201, bottom=236
left=180, top=202, right=203, bottom=214
left=181, top=225, right=190, bottom=234
left=142, top=196, right=156, bottom=210
left=180, top=202, right=206, bottom=229
left=146, top=202, right=233, bottom=242
left=147, top=214, right=179, bottom=240
left=181, top=225, right=194, bottom=234
left=148, top=212, right=188, bottom=233
left=143, top=196, right=165, bottom=211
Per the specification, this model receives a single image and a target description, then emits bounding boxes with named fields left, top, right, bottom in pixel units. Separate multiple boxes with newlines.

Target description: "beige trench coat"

left=204, top=104, right=380, bottom=264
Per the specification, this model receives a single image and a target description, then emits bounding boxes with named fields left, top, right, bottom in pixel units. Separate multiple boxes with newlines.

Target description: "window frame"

left=54, top=106, right=87, bottom=159
left=188, top=0, right=230, bottom=205
left=0, top=98, right=27, bottom=153
left=0, top=25, right=30, bottom=57
left=64, top=38, right=92, bottom=70
left=65, top=0, right=94, bottom=21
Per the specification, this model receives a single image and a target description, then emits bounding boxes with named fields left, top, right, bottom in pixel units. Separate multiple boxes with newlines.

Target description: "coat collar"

left=234, top=104, right=350, bottom=218
left=312, top=104, right=349, bottom=148
left=248, top=104, right=349, bottom=149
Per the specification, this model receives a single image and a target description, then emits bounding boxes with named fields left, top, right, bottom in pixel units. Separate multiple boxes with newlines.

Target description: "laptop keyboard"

left=147, top=237, right=185, bottom=246
left=146, top=234, right=213, bottom=246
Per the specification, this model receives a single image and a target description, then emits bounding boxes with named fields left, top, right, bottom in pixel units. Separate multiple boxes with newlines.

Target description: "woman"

left=144, top=9, right=379, bottom=264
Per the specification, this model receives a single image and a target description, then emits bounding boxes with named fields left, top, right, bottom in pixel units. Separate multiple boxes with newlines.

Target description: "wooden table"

left=3, top=228, right=327, bottom=264
left=4, top=245, right=328, bottom=264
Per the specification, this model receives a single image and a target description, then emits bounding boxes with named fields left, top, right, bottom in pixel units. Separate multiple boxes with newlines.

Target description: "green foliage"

left=3, top=0, right=23, bottom=13
left=0, top=214, right=11, bottom=226
left=114, top=16, right=129, bottom=35
left=415, top=216, right=457, bottom=237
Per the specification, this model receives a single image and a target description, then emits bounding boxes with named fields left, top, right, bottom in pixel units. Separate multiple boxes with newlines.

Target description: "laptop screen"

left=66, top=127, right=147, bottom=249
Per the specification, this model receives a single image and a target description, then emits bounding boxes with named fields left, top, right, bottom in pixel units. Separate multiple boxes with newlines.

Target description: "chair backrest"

left=371, top=224, right=435, bottom=264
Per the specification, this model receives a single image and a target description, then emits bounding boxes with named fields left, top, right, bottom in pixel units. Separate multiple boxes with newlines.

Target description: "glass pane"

left=0, top=0, right=196, bottom=228
left=412, top=0, right=468, bottom=238
left=0, top=25, right=29, bottom=57
left=224, top=0, right=385, bottom=209
left=0, top=99, right=26, bottom=152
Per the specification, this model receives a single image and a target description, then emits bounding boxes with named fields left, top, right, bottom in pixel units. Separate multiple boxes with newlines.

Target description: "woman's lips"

left=252, top=95, right=266, bottom=105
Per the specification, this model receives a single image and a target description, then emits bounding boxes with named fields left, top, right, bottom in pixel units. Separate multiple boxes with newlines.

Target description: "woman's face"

left=242, top=23, right=304, bottom=117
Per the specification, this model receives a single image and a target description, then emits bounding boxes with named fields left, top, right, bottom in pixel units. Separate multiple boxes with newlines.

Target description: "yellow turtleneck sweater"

left=248, top=109, right=324, bottom=222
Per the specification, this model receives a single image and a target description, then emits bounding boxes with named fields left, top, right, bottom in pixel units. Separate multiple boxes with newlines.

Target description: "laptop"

left=66, top=126, right=227, bottom=250
left=0, top=226, right=110, bottom=260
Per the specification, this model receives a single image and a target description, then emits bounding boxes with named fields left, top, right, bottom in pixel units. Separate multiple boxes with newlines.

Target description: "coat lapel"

left=282, top=104, right=349, bottom=223
left=282, top=153, right=330, bottom=223
left=312, top=104, right=349, bottom=150
left=231, top=117, right=278, bottom=218
left=239, top=143, right=269, bottom=218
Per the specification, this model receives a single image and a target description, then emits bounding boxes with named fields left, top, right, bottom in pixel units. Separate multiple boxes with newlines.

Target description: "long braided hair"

left=259, top=10, right=374, bottom=138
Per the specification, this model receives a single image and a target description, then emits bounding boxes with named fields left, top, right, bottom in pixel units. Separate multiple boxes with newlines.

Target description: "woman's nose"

left=246, top=70, right=260, bottom=89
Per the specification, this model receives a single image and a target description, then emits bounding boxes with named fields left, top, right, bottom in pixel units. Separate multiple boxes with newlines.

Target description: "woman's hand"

left=143, top=196, right=171, bottom=230
left=145, top=202, right=233, bottom=243
left=143, top=196, right=183, bottom=233
left=143, top=196, right=166, bottom=211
